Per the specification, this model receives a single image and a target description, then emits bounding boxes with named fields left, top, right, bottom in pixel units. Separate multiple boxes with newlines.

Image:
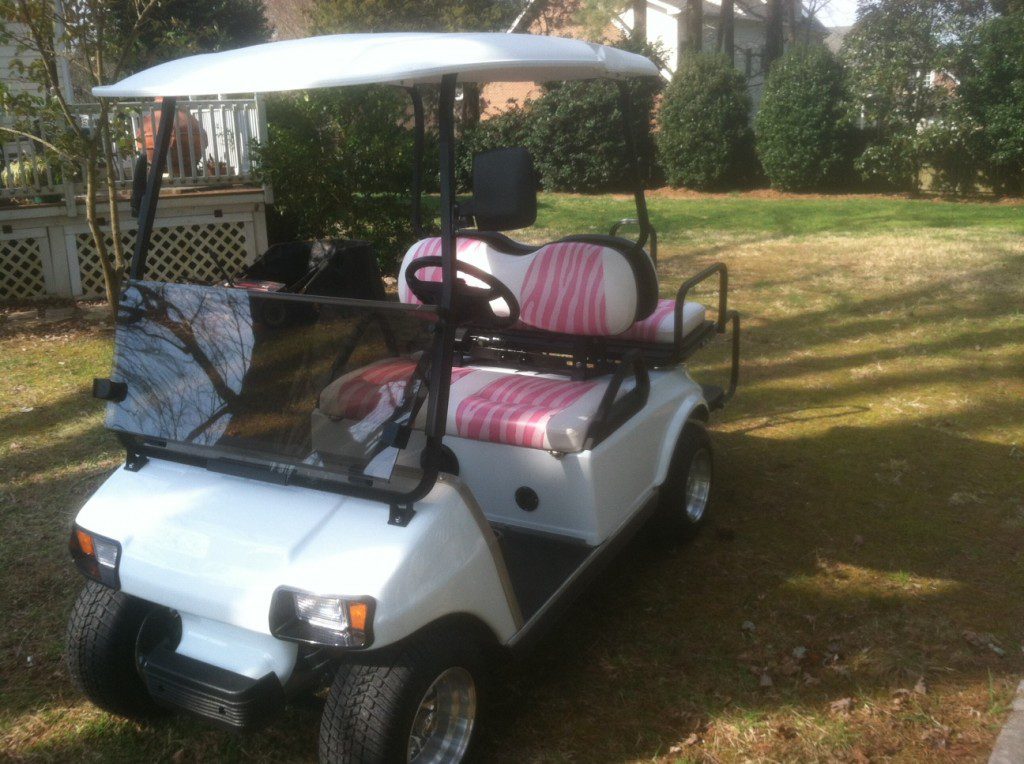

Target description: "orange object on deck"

left=136, top=97, right=208, bottom=178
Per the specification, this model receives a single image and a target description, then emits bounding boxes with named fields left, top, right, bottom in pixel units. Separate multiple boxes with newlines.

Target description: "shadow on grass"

left=473, top=419, right=1023, bottom=761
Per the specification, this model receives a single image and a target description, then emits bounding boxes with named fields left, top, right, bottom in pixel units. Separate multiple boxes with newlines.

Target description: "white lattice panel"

left=0, top=234, right=47, bottom=300
left=75, top=221, right=251, bottom=298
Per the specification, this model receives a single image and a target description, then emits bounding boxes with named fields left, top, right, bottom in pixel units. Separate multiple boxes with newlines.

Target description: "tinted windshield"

left=107, top=281, right=441, bottom=494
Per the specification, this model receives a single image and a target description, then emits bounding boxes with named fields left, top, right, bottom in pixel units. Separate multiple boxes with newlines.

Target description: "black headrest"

left=464, top=147, right=537, bottom=232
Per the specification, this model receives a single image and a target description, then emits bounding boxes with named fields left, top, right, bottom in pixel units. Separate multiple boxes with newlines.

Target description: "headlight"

left=269, top=588, right=375, bottom=648
left=69, top=525, right=121, bottom=589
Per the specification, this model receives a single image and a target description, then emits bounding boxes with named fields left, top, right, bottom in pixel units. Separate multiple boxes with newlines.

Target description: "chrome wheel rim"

left=684, top=449, right=712, bottom=523
left=406, top=667, right=477, bottom=763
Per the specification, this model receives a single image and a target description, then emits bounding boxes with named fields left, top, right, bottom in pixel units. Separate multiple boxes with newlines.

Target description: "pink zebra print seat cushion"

left=617, top=299, right=707, bottom=344
left=318, top=358, right=616, bottom=452
left=398, top=236, right=658, bottom=337
left=448, top=369, right=608, bottom=452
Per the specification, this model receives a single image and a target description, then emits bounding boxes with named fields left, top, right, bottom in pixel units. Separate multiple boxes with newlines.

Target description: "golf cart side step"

left=493, top=525, right=592, bottom=622
left=141, top=646, right=284, bottom=731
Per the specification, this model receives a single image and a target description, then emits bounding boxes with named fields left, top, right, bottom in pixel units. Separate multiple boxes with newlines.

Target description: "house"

left=825, top=24, right=851, bottom=53
left=484, top=0, right=828, bottom=116
left=0, top=23, right=270, bottom=302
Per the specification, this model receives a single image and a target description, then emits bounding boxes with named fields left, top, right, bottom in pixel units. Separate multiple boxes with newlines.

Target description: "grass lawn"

left=2, top=192, right=1022, bottom=762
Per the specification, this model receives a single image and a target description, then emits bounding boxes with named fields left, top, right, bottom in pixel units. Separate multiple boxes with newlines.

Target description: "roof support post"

left=616, top=82, right=651, bottom=251
left=438, top=75, right=458, bottom=312
left=422, top=74, right=459, bottom=445
left=406, top=86, right=426, bottom=237
left=130, top=97, right=176, bottom=281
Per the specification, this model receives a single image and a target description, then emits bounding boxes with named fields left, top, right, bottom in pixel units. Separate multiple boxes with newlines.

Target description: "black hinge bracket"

left=93, top=378, right=128, bottom=402
left=125, top=449, right=149, bottom=472
left=388, top=503, right=415, bottom=527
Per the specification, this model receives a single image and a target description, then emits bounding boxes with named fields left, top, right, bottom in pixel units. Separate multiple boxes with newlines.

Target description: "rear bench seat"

left=316, top=234, right=706, bottom=454
left=397, top=235, right=707, bottom=340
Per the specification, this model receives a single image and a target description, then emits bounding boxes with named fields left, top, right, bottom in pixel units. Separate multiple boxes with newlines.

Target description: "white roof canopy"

left=93, top=33, right=659, bottom=98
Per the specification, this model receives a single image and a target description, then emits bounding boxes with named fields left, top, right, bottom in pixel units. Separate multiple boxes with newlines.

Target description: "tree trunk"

left=717, top=0, right=735, bottom=66
left=785, top=0, right=799, bottom=45
left=461, top=83, right=481, bottom=126
left=764, top=0, right=785, bottom=73
left=632, top=0, right=646, bottom=40
left=679, top=0, right=703, bottom=53
left=84, top=156, right=120, bottom=318
left=99, top=108, right=126, bottom=274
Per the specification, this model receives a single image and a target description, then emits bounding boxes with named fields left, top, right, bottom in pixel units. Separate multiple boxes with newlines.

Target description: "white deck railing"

left=0, top=96, right=266, bottom=202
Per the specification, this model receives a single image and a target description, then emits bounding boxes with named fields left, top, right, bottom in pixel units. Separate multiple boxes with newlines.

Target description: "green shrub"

left=457, top=106, right=534, bottom=191
left=853, top=129, right=922, bottom=192
left=919, top=110, right=981, bottom=196
left=842, top=0, right=945, bottom=192
left=956, top=14, right=1024, bottom=195
left=525, top=41, right=664, bottom=193
left=254, top=87, right=420, bottom=271
left=756, top=46, right=855, bottom=191
left=657, top=53, right=755, bottom=190
left=528, top=80, right=636, bottom=192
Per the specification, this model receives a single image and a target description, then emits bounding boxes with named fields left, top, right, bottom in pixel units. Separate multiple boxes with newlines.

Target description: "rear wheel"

left=653, top=421, right=714, bottom=540
left=65, top=581, right=166, bottom=721
left=318, top=631, right=484, bottom=763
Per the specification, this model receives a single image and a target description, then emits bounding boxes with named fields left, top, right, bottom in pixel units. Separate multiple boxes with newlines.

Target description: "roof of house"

left=94, top=32, right=659, bottom=98
left=825, top=25, right=852, bottom=53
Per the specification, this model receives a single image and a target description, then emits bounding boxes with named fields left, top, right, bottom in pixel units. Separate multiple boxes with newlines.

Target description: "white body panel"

left=94, top=33, right=660, bottom=98
left=446, top=367, right=706, bottom=544
left=75, top=462, right=520, bottom=680
left=72, top=369, right=706, bottom=680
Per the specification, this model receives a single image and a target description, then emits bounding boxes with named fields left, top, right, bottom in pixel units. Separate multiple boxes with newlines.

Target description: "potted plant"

left=0, top=156, right=64, bottom=203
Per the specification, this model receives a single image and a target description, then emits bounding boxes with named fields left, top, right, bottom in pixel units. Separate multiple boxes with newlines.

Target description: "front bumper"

left=141, top=646, right=284, bottom=730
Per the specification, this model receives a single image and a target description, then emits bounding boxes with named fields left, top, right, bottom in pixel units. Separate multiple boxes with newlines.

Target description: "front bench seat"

left=319, top=358, right=615, bottom=452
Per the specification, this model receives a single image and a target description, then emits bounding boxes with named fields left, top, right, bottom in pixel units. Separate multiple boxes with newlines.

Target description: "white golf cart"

left=66, top=33, right=740, bottom=763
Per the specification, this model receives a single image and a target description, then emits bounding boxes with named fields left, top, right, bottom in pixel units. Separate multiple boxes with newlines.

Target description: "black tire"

left=652, top=421, right=714, bottom=541
left=319, top=630, right=485, bottom=764
left=65, top=581, right=166, bottom=721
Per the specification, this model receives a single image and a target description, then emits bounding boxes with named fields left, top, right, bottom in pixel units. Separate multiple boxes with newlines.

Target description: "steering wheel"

left=405, top=256, right=520, bottom=329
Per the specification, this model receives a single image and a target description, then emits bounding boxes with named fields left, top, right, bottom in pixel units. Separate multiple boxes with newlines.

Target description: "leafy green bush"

left=526, top=41, right=664, bottom=193
left=657, top=53, right=755, bottom=190
left=254, top=87, right=421, bottom=271
left=528, top=81, right=637, bottom=192
left=919, top=109, right=981, bottom=196
left=756, top=46, right=855, bottom=191
left=843, top=0, right=946, bottom=192
left=955, top=14, right=1024, bottom=195
left=853, top=129, right=922, bottom=192
left=457, top=106, right=534, bottom=192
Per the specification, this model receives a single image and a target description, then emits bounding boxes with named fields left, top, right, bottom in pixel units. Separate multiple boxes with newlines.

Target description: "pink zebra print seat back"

left=397, top=234, right=659, bottom=337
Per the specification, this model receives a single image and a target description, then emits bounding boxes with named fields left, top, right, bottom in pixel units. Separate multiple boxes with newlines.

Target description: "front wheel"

left=319, top=631, right=484, bottom=763
left=65, top=581, right=167, bottom=721
left=652, top=421, right=714, bottom=541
